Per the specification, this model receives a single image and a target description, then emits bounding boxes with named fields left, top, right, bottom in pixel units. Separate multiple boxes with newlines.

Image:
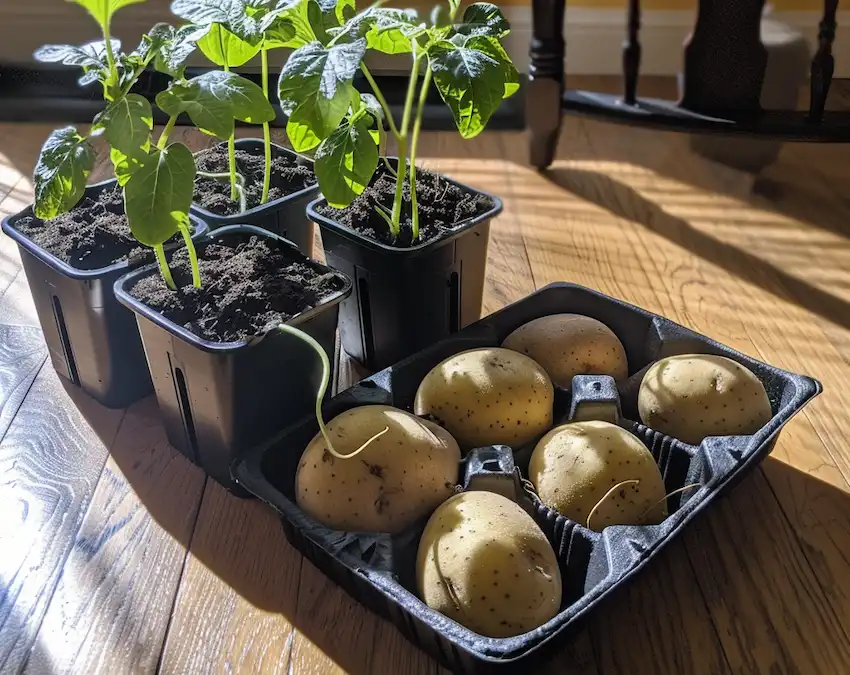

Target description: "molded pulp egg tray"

left=233, top=282, right=822, bottom=674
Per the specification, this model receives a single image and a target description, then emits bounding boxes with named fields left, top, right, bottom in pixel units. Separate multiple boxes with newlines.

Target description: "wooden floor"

left=2, top=91, right=850, bottom=674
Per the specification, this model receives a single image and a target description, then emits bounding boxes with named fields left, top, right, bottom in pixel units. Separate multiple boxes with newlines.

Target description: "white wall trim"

left=503, top=7, right=850, bottom=78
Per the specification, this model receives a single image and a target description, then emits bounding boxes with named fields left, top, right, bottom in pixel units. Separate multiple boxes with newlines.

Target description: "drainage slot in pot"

left=448, top=271, right=460, bottom=333
left=173, top=365, right=200, bottom=465
left=358, top=276, right=375, bottom=368
left=51, top=295, right=79, bottom=386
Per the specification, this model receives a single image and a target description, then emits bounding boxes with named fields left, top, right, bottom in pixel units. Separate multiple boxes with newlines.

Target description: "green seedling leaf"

left=367, top=9, right=421, bottom=54
left=197, top=22, right=262, bottom=67
left=278, top=40, right=366, bottom=151
left=447, top=0, right=461, bottom=15
left=455, top=3, right=510, bottom=38
left=157, top=70, right=275, bottom=140
left=68, top=0, right=145, bottom=29
left=95, top=93, right=153, bottom=158
left=314, top=112, right=378, bottom=207
left=271, top=0, right=318, bottom=47
left=472, top=35, right=519, bottom=98
left=33, top=39, right=120, bottom=69
left=429, top=36, right=513, bottom=138
left=170, top=0, right=240, bottom=25
left=149, top=23, right=207, bottom=78
left=124, top=143, right=196, bottom=246
left=33, top=126, right=96, bottom=220
left=360, top=92, right=383, bottom=122
left=263, top=18, right=297, bottom=47
left=110, top=146, right=144, bottom=186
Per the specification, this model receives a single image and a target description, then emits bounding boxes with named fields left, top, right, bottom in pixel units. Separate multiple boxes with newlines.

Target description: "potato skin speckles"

left=416, top=491, right=562, bottom=638
left=502, top=314, right=628, bottom=388
left=414, top=348, right=554, bottom=449
left=638, top=354, right=772, bottom=445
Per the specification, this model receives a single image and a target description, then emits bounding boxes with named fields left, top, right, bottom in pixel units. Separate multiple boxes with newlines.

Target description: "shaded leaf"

left=429, top=36, right=507, bottom=138
left=149, top=23, right=207, bottom=78
left=124, top=143, right=196, bottom=246
left=263, top=18, right=297, bottom=48
left=278, top=40, right=365, bottom=151
left=455, top=3, right=510, bottom=38
left=157, top=70, right=275, bottom=139
left=33, top=126, right=95, bottom=220
left=95, top=93, right=153, bottom=157
left=314, top=113, right=378, bottom=207
left=197, top=23, right=262, bottom=67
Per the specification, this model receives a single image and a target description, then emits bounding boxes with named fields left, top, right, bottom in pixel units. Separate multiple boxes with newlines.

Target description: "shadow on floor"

left=542, top=165, right=850, bottom=332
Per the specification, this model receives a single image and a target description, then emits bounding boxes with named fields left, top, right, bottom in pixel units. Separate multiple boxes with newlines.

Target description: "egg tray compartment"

left=232, top=282, right=821, bottom=674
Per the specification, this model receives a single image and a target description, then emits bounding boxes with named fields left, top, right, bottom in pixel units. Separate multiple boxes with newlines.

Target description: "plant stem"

left=154, top=244, right=177, bottom=291
left=179, top=225, right=202, bottom=288
left=360, top=64, right=400, bottom=139
left=157, top=115, right=177, bottom=150
left=390, top=53, right=422, bottom=234
left=260, top=47, right=272, bottom=205
left=222, top=63, right=239, bottom=203
left=102, top=23, right=117, bottom=80
left=409, top=66, right=432, bottom=242
left=197, top=170, right=247, bottom=211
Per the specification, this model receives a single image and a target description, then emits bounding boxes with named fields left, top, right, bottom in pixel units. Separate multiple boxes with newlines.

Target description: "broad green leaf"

left=455, top=3, right=510, bottom=38
left=68, top=0, right=145, bottom=29
left=170, top=0, right=240, bottom=25
left=472, top=35, right=519, bottom=98
left=333, top=8, right=419, bottom=54
left=157, top=70, right=275, bottom=140
left=272, top=0, right=317, bottom=47
left=429, top=37, right=507, bottom=139
left=197, top=23, right=262, bottom=67
left=110, top=146, right=143, bottom=186
left=33, top=126, right=96, bottom=220
left=33, top=39, right=120, bottom=68
left=149, top=23, right=207, bottom=78
left=278, top=40, right=365, bottom=150
left=263, top=18, right=297, bottom=48
left=95, top=94, right=153, bottom=158
left=314, top=113, right=378, bottom=208
left=124, top=143, right=196, bottom=246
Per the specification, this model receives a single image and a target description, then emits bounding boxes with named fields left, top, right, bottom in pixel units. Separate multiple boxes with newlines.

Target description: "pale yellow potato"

left=413, top=347, right=554, bottom=450
left=638, top=354, right=772, bottom=445
left=502, top=314, right=628, bottom=388
left=529, top=421, right=667, bottom=531
left=416, top=491, right=562, bottom=638
left=296, top=405, right=460, bottom=534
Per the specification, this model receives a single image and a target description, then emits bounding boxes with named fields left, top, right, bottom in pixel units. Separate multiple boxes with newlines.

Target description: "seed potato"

left=502, top=314, right=628, bottom=388
left=529, top=421, right=667, bottom=531
left=413, top=347, right=554, bottom=449
left=296, top=405, right=461, bottom=534
left=638, top=353, right=772, bottom=445
left=416, top=490, right=562, bottom=638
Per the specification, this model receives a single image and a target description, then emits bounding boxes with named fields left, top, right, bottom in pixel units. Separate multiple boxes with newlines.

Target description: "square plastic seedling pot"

left=1, top=179, right=208, bottom=408
left=308, top=165, right=502, bottom=371
left=190, top=139, right=319, bottom=256
left=114, top=224, right=352, bottom=494
left=232, top=282, right=821, bottom=673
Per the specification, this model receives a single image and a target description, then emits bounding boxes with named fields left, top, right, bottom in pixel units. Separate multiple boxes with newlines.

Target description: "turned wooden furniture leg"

left=527, top=0, right=566, bottom=170
left=808, top=0, right=838, bottom=122
left=622, top=0, right=642, bottom=105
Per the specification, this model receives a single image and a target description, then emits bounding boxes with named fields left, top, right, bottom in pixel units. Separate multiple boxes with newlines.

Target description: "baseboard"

left=502, top=8, right=850, bottom=78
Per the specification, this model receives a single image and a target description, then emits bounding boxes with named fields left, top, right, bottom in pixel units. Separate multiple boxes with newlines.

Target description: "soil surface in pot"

left=12, top=184, right=171, bottom=270
left=128, top=234, right=346, bottom=342
left=194, top=143, right=316, bottom=216
left=315, top=163, right=495, bottom=247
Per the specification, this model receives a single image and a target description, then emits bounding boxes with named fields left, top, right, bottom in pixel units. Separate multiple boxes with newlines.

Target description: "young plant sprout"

left=276, top=0, right=518, bottom=242
left=171, top=0, right=299, bottom=206
left=32, top=0, right=274, bottom=289
left=278, top=323, right=389, bottom=459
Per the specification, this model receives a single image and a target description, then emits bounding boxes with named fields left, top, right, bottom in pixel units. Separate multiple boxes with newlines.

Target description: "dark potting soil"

left=12, top=184, right=173, bottom=270
left=193, top=143, right=316, bottom=216
left=128, top=234, right=346, bottom=343
left=314, top=164, right=495, bottom=247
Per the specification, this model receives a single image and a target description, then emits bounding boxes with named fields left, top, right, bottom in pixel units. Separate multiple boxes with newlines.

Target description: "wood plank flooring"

left=0, top=79, right=849, bottom=674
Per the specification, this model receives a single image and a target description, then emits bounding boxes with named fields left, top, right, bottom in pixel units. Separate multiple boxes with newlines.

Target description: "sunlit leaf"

left=33, top=126, right=96, bottom=219
left=314, top=112, right=378, bottom=207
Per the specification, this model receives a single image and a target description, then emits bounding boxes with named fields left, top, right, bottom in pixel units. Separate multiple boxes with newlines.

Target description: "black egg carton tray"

left=232, top=282, right=821, bottom=674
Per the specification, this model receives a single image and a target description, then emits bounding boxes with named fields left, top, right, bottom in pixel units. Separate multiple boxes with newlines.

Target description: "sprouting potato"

left=416, top=490, right=562, bottom=638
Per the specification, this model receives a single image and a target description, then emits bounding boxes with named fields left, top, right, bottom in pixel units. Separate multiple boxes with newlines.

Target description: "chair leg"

left=527, top=0, right=566, bottom=171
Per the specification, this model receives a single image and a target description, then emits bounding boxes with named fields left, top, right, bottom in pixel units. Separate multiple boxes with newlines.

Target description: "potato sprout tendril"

left=278, top=323, right=388, bottom=459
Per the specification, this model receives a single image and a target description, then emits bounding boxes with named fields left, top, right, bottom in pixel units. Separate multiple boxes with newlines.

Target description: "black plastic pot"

left=308, top=168, right=502, bottom=371
left=114, top=224, right=352, bottom=494
left=233, top=282, right=821, bottom=673
left=191, top=139, right=319, bottom=255
left=1, top=180, right=208, bottom=409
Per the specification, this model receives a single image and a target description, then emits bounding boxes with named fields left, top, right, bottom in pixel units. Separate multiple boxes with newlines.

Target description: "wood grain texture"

left=22, top=396, right=206, bottom=675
